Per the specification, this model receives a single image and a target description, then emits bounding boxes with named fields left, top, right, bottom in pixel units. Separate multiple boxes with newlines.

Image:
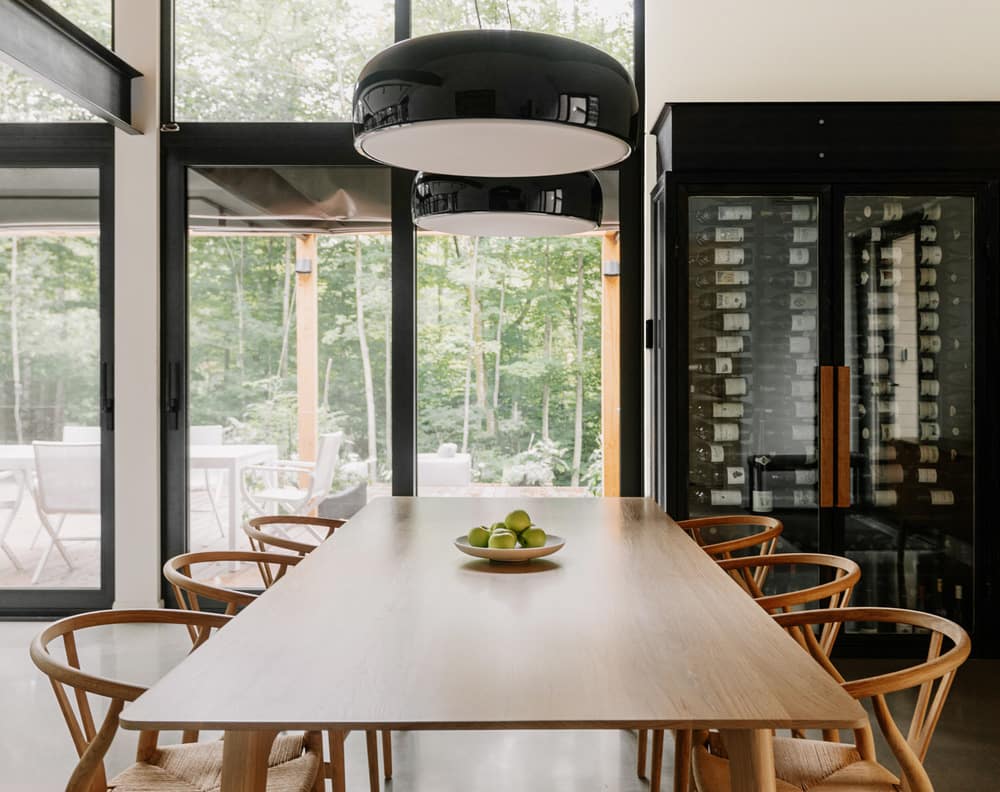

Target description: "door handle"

left=837, top=366, right=851, bottom=508
left=164, top=361, right=181, bottom=430
left=820, top=366, right=834, bottom=507
left=100, top=361, right=114, bottom=431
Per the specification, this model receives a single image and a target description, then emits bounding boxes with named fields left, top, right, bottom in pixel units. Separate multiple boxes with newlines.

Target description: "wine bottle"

left=693, top=291, right=749, bottom=311
left=691, top=377, right=748, bottom=397
left=693, top=419, right=747, bottom=444
left=766, top=270, right=813, bottom=288
left=917, top=468, right=938, bottom=484
left=689, top=356, right=749, bottom=376
left=919, top=312, right=940, bottom=332
left=919, top=224, right=938, bottom=242
left=757, top=336, right=812, bottom=356
left=920, top=422, right=941, bottom=441
left=768, top=489, right=818, bottom=508
left=879, top=247, right=904, bottom=266
left=691, top=441, right=743, bottom=465
left=917, top=489, right=955, bottom=506
left=694, top=227, right=752, bottom=245
left=919, top=267, right=938, bottom=287
left=695, top=312, right=750, bottom=332
left=919, top=402, right=939, bottom=420
left=872, top=464, right=904, bottom=484
left=690, top=248, right=751, bottom=268
left=867, top=444, right=898, bottom=461
left=690, top=487, right=743, bottom=507
left=690, top=461, right=747, bottom=487
left=693, top=270, right=750, bottom=288
left=777, top=226, right=818, bottom=244
left=759, top=292, right=818, bottom=311
left=873, top=489, right=898, bottom=507
left=920, top=380, right=941, bottom=397
left=878, top=268, right=902, bottom=287
left=862, top=358, right=890, bottom=377
left=763, top=203, right=818, bottom=223
left=863, top=201, right=904, bottom=222
left=918, top=291, right=940, bottom=309
left=756, top=358, right=814, bottom=377
left=760, top=313, right=817, bottom=333
left=767, top=469, right=818, bottom=486
left=694, top=204, right=753, bottom=223
left=691, top=400, right=745, bottom=419
left=920, top=356, right=935, bottom=374
left=861, top=335, right=886, bottom=354
left=762, top=423, right=815, bottom=444
left=692, top=335, right=746, bottom=354
left=761, top=247, right=811, bottom=266
left=922, top=203, right=943, bottom=221
left=919, top=335, right=942, bottom=354
left=920, top=246, right=943, bottom=266
left=919, top=445, right=940, bottom=464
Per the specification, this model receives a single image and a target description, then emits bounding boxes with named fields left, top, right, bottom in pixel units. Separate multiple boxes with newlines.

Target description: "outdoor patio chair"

left=0, top=469, right=28, bottom=570
left=30, top=442, right=101, bottom=584
left=242, top=432, right=343, bottom=539
left=189, top=424, right=226, bottom=537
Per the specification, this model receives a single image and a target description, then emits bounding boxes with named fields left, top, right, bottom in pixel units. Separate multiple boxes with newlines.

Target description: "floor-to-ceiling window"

left=0, top=131, right=115, bottom=612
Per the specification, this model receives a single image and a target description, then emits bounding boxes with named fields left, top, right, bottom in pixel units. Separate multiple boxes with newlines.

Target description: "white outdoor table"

left=120, top=497, right=866, bottom=792
left=187, top=443, right=277, bottom=550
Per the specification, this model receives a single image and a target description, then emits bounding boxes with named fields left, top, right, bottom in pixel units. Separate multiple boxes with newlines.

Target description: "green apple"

left=520, top=527, right=546, bottom=548
left=504, top=509, right=533, bottom=534
left=490, top=521, right=508, bottom=533
left=488, top=530, right=517, bottom=549
left=468, top=526, right=491, bottom=548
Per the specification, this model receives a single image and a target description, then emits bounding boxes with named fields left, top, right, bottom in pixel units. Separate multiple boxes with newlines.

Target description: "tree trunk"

left=277, top=239, right=295, bottom=381
left=9, top=238, right=23, bottom=443
left=571, top=252, right=585, bottom=487
left=235, top=237, right=246, bottom=375
left=460, top=237, right=479, bottom=453
left=322, top=356, right=333, bottom=410
left=468, top=237, right=493, bottom=435
left=492, top=273, right=505, bottom=417
left=355, top=237, right=378, bottom=480
left=541, top=241, right=552, bottom=443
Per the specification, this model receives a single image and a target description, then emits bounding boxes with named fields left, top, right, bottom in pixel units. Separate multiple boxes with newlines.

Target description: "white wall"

left=646, top=0, right=1000, bottom=128
left=113, top=0, right=161, bottom=608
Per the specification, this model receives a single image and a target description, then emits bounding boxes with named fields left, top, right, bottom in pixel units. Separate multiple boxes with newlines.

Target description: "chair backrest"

left=164, top=550, right=301, bottom=621
left=678, top=515, right=782, bottom=586
left=773, top=607, right=970, bottom=792
left=61, top=426, right=101, bottom=443
left=244, top=514, right=344, bottom=558
left=717, top=553, right=861, bottom=655
left=189, top=424, right=224, bottom=445
left=33, top=442, right=101, bottom=514
left=307, top=431, right=343, bottom=501
left=30, top=609, right=230, bottom=792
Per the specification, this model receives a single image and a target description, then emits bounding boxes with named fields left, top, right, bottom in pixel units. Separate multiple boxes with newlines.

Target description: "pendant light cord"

left=506, top=0, right=513, bottom=28
left=471, top=0, right=513, bottom=29
left=473, top=0, right=482, bottom=28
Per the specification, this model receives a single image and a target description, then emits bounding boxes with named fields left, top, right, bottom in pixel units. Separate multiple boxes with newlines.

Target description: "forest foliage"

left=0, top=0, right=632, bottom=493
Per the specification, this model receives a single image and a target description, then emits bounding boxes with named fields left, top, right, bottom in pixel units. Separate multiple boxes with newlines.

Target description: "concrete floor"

left=1, top=619, right=996, bottom=791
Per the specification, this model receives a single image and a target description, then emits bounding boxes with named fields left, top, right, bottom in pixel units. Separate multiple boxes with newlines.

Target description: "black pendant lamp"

left=412, top=171, right=603, bottom=237
left=353, top=30, right=638, bottom=177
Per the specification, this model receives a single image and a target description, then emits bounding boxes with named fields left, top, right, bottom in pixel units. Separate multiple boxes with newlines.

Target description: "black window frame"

left=0, top=123, right=116, bottom=617
left=159, top=0, right=646, bottom=598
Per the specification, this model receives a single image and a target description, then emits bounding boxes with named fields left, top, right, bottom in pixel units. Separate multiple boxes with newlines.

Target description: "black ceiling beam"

left=0, top=0, right=142, bottom=133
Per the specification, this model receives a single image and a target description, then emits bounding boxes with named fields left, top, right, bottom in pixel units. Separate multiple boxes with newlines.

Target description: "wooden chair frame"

left=29, top=608, right=325, bottom=792
left=163, top=550, right=302, bottom=621
left=244, top=515, right=344, bottom=557
left=679, top=516, right=783, bottom=581
left=650, top=551, right=860, bottom=792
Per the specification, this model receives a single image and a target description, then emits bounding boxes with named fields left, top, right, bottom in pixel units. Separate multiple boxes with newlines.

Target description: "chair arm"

left=244, top=462, right=315, bottom=475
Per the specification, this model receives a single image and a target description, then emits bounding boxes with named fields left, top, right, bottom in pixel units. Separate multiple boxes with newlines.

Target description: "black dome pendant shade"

left=412, top=171, right=603, bottom=237
left=353, top=30, right=638, bottom=177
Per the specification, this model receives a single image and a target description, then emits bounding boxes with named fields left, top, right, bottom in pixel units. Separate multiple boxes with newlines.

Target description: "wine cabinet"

left=650, top=103, right=999, bottom=656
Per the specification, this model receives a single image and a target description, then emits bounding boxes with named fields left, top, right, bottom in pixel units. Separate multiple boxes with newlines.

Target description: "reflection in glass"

left=0, top=168, right=102, bottom=588
left=843, top=195, right=975, bottom=630
left=185, top=166, right=390, bottom=585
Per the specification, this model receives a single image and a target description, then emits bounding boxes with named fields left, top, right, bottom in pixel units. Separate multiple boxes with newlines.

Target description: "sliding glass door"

left=0, top=127, right=114, bottom=614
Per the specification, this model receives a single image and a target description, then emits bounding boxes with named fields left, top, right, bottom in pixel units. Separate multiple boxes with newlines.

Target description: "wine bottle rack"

left=844, top=195, right=975, bottom=627
left=687, top=196, right=820, bottom=516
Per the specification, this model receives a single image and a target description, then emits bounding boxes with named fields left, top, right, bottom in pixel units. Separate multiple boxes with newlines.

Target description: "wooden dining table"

left=120, top=497, right=866, bottom=792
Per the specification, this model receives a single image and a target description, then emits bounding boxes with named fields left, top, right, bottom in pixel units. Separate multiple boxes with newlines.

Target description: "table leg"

left=328, top=729, right=348, bottom=792
left=220, top=729, right=276, bottom=792
left=719, top=729, right=775, bottom=792
left=229, top=462, right=239, bottom=553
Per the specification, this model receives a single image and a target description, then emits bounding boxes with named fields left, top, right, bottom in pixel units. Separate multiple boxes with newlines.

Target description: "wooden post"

left=601, top=231, right=621, bottom=496
left=296, top=235, right=319, bottom=472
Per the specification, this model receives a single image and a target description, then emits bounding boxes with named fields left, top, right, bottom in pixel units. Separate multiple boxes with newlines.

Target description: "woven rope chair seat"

left=109, top=734, right=318, bottom=792
left=693, top=732, right=901, bottom=792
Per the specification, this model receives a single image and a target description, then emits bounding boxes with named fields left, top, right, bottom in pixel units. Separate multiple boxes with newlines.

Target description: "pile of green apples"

left=467, top=509, right=546, bottom=549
